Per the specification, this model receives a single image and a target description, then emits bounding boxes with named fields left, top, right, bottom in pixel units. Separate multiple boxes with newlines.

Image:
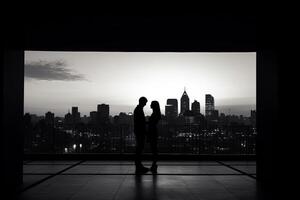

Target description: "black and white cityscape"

left=24, top=89, right=256, bottom=155
left=24, top=51, right=256, bottom=155
left=4, top=15, right=279, bottom=200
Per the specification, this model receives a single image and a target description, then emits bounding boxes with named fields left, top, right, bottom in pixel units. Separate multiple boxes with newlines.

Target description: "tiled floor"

left=19, top=160, right=257, bottom=200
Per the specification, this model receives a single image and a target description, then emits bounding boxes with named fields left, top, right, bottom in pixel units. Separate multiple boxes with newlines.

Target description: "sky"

left=24, top=51, right=256, bottom=117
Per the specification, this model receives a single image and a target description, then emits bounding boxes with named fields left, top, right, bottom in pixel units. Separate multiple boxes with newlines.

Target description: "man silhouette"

left=134, top=96, right=149, bottom=174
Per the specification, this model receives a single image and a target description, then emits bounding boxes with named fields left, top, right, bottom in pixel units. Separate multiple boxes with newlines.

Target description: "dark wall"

left=257, top=50, right=277, bottom=199
left=1, top=50, right=24, bottom=196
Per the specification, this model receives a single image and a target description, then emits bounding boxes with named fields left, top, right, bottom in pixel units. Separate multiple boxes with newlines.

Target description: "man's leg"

left=135, top=134, right=148, bottom=174
left=135, top=134, right=144, bottom=167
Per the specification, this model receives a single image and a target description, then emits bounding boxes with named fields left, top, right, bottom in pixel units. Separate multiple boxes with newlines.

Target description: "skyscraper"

left=90, top=111, right=97, bottom=124
left=64, top=111, right=72, bottom=126
left=212, top=110, right=219, bottom=120
left=191, top=100, right=200, bottom=115
left=72, top=107, right=78, bottom=115
left=250, top=110, right=256, bottom=127
left=97, top=104, right=110, bottom=123
left=251, top=110, right=256, bottom=119
left=44, top=111, right=55, bottom=151
left=205, top=94, right=215, bottom=116
left=180, top=89, right=190, bottom=115
left=71, top=106, right=81, bottom=124
left=165, top=98, right=178, bottom=119
left=45, top=111, right=54, bottom=125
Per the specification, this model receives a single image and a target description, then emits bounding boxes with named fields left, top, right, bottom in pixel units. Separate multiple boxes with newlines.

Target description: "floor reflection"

left=134, top=175, right=158, bottom=200
left=20, top=161, right=257, bottom=200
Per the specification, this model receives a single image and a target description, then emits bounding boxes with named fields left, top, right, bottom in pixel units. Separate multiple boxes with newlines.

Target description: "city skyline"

left=25, top=51, right=256, bottom=116
left=26, top=92, right=256, bottom=119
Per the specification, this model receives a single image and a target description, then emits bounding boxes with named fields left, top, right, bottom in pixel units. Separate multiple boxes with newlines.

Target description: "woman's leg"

left=150, top=135, right=158, bottom=166
left=135, top=134, right=145, bottom=167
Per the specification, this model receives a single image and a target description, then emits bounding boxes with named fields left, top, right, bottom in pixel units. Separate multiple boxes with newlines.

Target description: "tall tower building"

left=165, top=99, right=178, bottom=119
left=205, top=94, right=215, bottom=116
left=191, top=100, right=200, bottom=115
left=64, top=110, right=72, bottom=126
left=250, top=110, right=256, bottom=127
left=89, top=111, right=98, bottom=124
left=71, top=106, right=81, bottom=124
left=180, top=88, right=190, bottom=115
left=45, top=111, right=55, bottom=125
left=72, top=107, right=78, bottom=115
left=97, top=104, right=110, bottom=123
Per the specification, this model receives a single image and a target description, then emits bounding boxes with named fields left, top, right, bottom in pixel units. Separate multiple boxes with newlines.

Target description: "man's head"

left=138, top=97, right=148, bottom=107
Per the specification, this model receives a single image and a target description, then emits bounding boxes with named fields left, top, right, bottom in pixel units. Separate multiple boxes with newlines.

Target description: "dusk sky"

left=24, top=51, right=256, bottom=117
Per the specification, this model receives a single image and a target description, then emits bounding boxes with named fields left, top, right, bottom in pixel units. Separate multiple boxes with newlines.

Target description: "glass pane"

left=24, top=52, right=256, bottom=155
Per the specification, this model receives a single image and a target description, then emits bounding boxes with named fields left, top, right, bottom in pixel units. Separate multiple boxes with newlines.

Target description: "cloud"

left=25, top=60, right=86, bottom=81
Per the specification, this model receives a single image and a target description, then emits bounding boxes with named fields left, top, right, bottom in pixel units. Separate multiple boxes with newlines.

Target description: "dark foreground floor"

left=19, top=160, right=257, bottom=200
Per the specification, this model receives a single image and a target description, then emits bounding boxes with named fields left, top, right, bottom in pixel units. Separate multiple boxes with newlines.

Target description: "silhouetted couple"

left=134, top=97, right=161, bottom=174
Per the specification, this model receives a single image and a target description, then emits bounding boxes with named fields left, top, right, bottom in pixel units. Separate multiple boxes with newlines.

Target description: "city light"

left=24, top=90, right=256, bottom=155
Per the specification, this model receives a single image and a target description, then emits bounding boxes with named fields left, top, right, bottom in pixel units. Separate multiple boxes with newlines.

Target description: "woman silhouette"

left=148, top=101, right=161, bottom=173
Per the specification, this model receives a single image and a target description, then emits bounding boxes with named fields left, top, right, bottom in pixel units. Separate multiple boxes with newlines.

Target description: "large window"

left=24, top=51, right=256, bottom=154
